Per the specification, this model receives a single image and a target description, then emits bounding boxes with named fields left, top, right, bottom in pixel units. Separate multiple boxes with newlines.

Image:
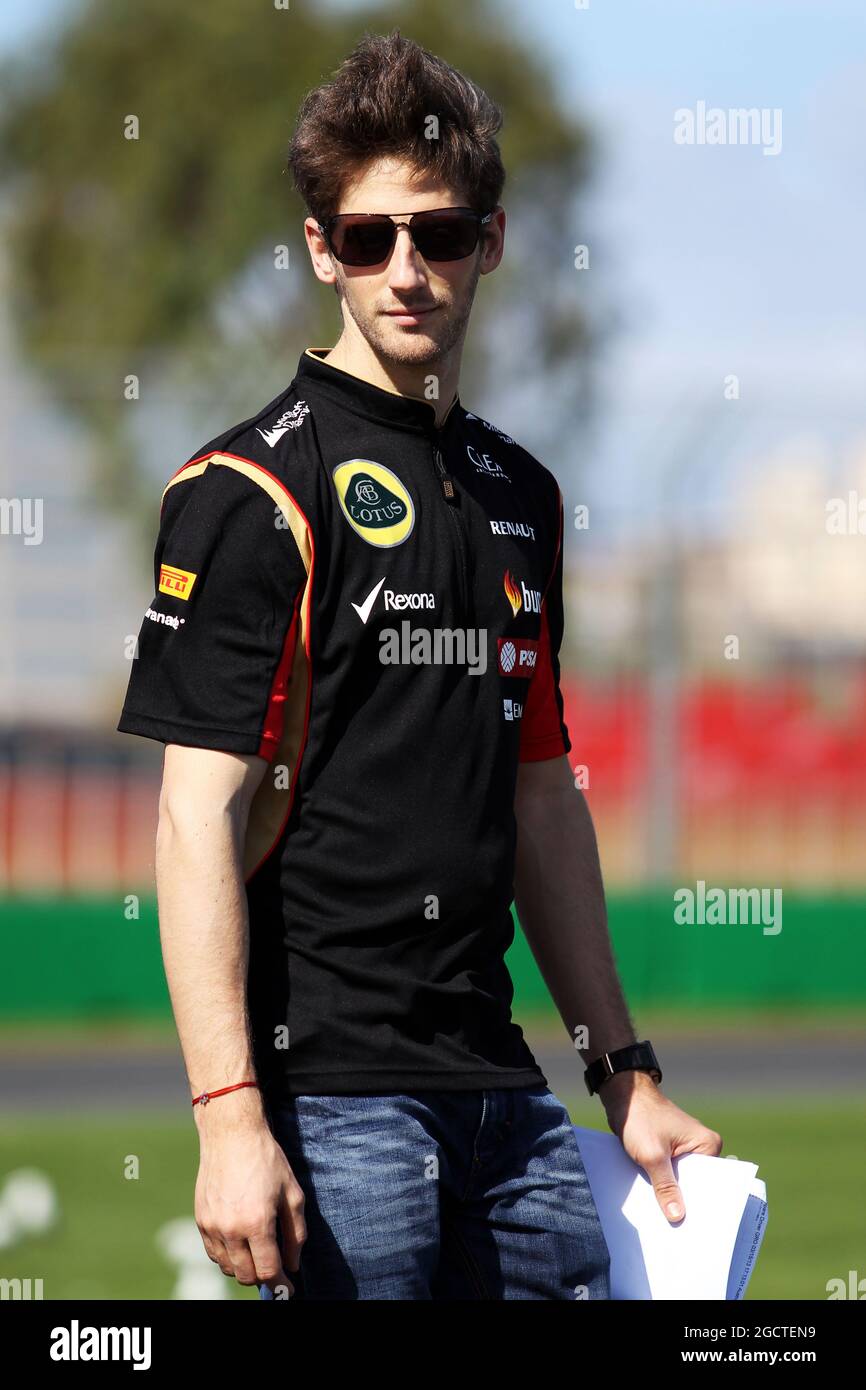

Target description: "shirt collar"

left=296, top=347, right=460, bottom=434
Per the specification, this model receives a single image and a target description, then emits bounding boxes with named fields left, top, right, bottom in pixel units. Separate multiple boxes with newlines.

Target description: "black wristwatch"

left=584, top=1040, right=662, bottom=1097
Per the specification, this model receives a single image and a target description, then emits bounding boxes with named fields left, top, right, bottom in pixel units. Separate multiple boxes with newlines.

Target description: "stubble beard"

left=334, top=255, right=482, bottom=370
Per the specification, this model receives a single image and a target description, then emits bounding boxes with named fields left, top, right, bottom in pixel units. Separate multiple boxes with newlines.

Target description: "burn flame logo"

left=503, top=569, right=522, bottom=617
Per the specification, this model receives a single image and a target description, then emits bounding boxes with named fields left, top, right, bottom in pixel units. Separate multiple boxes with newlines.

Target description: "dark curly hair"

left=287, top=29, right=505, bottom=224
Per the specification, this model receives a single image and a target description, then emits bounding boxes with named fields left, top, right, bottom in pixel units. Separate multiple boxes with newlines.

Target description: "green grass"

left=1, top=1096, right=862, bottom=1300
left=567, top=1092, right=866, bottom=1301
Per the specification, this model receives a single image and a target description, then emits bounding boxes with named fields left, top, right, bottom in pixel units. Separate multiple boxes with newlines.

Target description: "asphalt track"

left=1, top=1030, right=863, bottom=1111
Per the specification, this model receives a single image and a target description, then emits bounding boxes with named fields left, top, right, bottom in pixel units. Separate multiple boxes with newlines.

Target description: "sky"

left=1, top=0, right=864, bottom=539
left=497, top=0, right=866, bottom=533
left=513, top=0, right=866, bottom=385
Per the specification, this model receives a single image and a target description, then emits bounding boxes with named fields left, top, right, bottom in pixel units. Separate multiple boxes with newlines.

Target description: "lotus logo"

left=332, top=460, right=415, bottom=548
left=355, top=480, right=381, bottom=506
left=503, top=570, right=522, bottom=617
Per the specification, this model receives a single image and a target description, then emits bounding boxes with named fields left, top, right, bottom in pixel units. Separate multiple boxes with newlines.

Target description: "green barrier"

left=1, top=892, right=865, bottom=1019
left=509, top=893, right=866, bottom=1010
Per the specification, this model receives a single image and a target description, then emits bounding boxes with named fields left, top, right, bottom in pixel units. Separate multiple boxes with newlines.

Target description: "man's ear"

left=480, top=205, right=505, bottom=274
left=304, top=216, right=338, bottom=286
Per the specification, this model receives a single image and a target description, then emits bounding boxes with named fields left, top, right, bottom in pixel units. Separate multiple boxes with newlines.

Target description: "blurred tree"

left=0, top=0, right=593, bottom=564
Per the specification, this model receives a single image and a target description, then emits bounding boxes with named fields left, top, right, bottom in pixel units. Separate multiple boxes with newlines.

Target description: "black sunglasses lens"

left=412, top=211, right=480, bottom=261
left=327, top=210, right=483, bottom=265
left=330, top=218, right=395, bottom=266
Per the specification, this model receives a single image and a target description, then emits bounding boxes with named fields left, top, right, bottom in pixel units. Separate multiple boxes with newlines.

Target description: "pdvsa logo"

left=158, top=564, right=197, bottom=600
left=332, top=460, right=415, bottom=548
left=503, top=570, right=541, bottom=617
left=498, top=638, right=538, bottom=677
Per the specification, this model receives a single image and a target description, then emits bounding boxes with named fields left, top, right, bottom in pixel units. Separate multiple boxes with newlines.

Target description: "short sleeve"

left=518, top=488, right=572, bottom=762
left=117, top=456, right=311, bottom=761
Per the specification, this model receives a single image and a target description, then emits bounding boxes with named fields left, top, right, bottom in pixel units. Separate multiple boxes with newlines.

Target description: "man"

left=117, top=31, right=721, bottom=1301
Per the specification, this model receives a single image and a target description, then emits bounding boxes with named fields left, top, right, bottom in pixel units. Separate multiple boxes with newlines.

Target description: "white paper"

left=573, top=1125, right=768, bottom=1300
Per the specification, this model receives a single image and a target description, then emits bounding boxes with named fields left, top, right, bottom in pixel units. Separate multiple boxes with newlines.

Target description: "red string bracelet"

left=191, top=1081, right=259, bottom=1107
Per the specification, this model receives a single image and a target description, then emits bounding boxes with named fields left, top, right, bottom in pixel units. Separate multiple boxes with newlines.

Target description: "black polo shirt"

left=117, top=348, right=572, bottom=1096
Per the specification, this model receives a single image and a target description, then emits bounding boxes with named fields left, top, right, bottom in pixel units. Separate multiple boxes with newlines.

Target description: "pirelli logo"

left=158, top=564, right=197, bottom=600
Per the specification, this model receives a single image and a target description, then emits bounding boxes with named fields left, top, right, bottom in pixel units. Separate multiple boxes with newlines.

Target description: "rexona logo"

left=351, top=577, right=435, bottom=624
left=503, top=570, right=541, bottom=617
left=498, top=637, right=539, bottom=677
left=333, top=461, right=415, bottom=548
left=158, top=564, right=197, bottom=600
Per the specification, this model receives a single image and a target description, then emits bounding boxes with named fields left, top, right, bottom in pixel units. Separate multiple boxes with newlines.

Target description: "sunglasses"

left=317, top=205, right=494, bottom=267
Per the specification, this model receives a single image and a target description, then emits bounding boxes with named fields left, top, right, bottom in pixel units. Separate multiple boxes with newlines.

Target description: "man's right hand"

left=193, top=1089, right=306, bottom=1296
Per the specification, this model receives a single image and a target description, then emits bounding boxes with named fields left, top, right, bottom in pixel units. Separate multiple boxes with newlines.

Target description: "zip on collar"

left=297, top=347, right=460, bottom=435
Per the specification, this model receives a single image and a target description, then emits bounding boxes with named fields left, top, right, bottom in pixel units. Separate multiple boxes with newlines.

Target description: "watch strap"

left=584, top=1040, right=662, bottom=1097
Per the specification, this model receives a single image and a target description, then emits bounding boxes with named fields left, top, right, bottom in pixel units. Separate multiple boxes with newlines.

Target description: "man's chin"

left=376, top=325, right=446, bottom=364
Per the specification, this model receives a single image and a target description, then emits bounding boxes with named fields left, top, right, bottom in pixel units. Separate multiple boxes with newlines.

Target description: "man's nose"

left=387, top=224, right=428, bottom=288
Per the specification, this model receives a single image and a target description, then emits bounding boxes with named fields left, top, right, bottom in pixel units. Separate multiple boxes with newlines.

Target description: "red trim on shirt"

left=518, top=600, right=567, bottom=762
left=257, top=594, right=301, bottom=761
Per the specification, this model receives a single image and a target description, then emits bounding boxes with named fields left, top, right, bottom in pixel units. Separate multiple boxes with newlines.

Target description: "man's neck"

left=322, top=333, right=460, bottom=428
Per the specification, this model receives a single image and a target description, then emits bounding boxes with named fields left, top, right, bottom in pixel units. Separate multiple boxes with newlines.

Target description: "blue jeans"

left=259, top=1084, right=611, bottom=1300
